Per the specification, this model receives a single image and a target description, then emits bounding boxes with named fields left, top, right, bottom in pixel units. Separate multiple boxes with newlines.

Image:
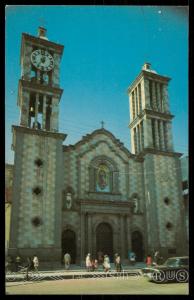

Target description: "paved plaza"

left=6, top=276, right=188, bottom=295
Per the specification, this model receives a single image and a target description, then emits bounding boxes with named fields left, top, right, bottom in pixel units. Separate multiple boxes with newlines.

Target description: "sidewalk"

left=6, top=263, right=146, bottom=282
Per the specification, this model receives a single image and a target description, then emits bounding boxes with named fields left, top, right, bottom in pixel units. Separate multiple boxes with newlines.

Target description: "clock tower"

left=9, top=27, right=67, bottom=265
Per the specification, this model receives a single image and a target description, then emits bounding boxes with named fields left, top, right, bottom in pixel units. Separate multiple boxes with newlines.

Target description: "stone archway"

left=96, top=222, right=113, bottom=261
left=131, top=231, right=144, bottom=261
left=61, top=229, right=76, bottom=264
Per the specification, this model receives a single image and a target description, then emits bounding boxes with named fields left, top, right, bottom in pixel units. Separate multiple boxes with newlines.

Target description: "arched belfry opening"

left=96, top=222, right=113, bottom=261
left=61, top=229, right=76, bottom=264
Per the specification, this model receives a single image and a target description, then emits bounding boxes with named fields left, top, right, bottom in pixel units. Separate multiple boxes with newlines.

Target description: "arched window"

left=89, top=156, right=119, bottom=194
left=96, top=164, right=110, bottom=192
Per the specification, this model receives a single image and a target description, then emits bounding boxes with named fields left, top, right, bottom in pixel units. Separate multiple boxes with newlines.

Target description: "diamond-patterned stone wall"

left=16, top=132, right=61, bottom=248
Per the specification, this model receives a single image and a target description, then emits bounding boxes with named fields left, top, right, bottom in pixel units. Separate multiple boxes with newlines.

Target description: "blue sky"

left=5, top=5, right=188, bottom=163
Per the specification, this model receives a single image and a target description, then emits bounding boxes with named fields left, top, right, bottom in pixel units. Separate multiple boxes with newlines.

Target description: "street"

left=6, top=276, right=188, bottom=295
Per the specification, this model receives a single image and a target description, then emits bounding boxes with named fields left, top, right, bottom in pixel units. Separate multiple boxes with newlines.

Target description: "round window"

left=32, top=217, right=42, bottom=227
left=34, top=159, right=43, bottom=167
left=32, top=187, right=42, bottom=195
left=166, top=222, right=173, bottom=230
left=164, top=197, right=170, bottom=205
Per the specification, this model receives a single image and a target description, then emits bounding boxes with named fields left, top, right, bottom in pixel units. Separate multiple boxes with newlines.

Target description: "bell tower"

left=18, top=26, right=63, bottom=132
left=128, top=64, right=187, bottom=258
left=9, top=27, right=67, bottom=265
left=128, top=63, right=174, bottom=155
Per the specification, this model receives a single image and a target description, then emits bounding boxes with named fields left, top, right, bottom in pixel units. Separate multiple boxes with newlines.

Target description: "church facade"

left=8, top=28, right=187, bottom=266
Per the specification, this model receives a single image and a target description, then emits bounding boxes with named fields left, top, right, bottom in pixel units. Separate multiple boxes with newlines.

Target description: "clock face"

left=31, top=49, right=54, bottom=72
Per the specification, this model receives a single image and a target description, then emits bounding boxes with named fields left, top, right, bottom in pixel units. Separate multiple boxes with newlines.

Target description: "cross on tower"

left=101, top=121, right=105, bottom=129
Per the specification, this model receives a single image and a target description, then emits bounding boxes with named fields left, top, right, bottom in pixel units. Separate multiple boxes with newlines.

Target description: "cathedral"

left=8, top=27, right=187, bottom=266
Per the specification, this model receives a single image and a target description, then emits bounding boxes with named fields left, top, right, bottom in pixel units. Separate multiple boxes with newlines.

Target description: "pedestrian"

left=26, top=257, right=33, bottom=270
left=130, top=252, right=136, bottom=266
left=103, top=255, right=111, bottom=272
left=25, top=257, right=32, bottom=280
left=94, top=259, right=98, bottom=271
left=115, top=254, right=122, bottom=272
left=86, top=253, right=92, bottom=272
left=15, top=255, right=22, bottom=272
left=64, top=253, right=71, bottom=270
left=146, top=254, right=152, bottom=267
left=128, top=250, right=131, bottom=264
left=33, top=255, right=39, bottom=272
left=114, top=253, right=118, bottom=269
left=154, top=250, right=160, bottom=265
left=6, top=256, right=12, bottom=273
left=97, top=250, right=103, bottom=265
left=91, top=258, right=95, bottom=271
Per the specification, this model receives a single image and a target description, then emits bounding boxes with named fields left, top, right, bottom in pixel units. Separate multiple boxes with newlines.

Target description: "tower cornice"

left=17, top=79, right=63, bottom=106
left=129, top=109, right=174, bottom=128
left=20, top=33, right=64, bottom=65
left=138, top=147, right=182, bottom=158
left=12, top=125, right=67, bottom=143
left=127, top=70, right=171, bottom=94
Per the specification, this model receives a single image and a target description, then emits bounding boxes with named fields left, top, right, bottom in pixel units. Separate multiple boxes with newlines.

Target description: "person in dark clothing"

left=15, top=255, right=22, bottom=272
left=115, top=253, right=122, bottom=272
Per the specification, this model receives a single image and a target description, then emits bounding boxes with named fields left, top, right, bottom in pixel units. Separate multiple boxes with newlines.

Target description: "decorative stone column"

left=88, top=213, right=92, bottom=254
left=136, top=86, right=140, bottom=116
left=117, top=215, right=121, bottom=254
left=34, top=93, right=39, bottom=128
left=163, top=122, right=168, bottom=150
left=123, top=214, right=128, bottom=259
left=138, top=83, right=142, bottom=113
left=129, top=94, right=133, bottom=122
left=42, top=95, right=47, bottom=130
left=133, top=127, right=138, bottom=154
left=50, top=96, right=59, bottom=132
left=156, top=83, right=161, bottom=112
left=130, top=128, right=135, bottom=154
left=132, top=91, right=136, bottom=119
left=144, top=117, right=153, bottom=148
left=80, top=212, right=86, bottom=264
left=154, top=119, right=160, bottom=149
left=140, top=121, right=144, bottom=150
left=20, top=91, right=30, bottom=127
left=152, top=81, right=157, bottom=111
left=120, top=214, right=125, bottom=259
left=166, top=122, right=174, bottom=151
left=126, top=215, right=131, bottom=252
left=137, top=124, right=141, bottom=153
left=162, top=84, right=170, bottom=113
left=143, top=78, right=151, bottom=109
left=135, top=88, right=138, bottom=117
left=159, top=120, right=165, bottom=150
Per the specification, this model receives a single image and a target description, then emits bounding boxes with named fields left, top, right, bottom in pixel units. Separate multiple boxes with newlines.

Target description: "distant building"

left=180, top=156, right=189, bottom=248
left=7, top=27, right=188, bottom=266
left=5, top=164, right=13, bottom=253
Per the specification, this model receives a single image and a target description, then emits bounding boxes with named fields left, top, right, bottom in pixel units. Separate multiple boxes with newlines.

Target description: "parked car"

left=141, top=256, right=189, bottom=283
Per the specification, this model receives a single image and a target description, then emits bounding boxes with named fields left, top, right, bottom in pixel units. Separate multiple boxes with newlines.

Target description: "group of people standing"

left=86, top=252, right=122, bottom=272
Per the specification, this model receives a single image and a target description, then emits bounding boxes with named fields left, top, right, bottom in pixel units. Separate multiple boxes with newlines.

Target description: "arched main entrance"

left=131, top=231, right=144, bottom=261
left=96, top=223, right=113, bottom=261
left=62, top=229, right=76, bottom=263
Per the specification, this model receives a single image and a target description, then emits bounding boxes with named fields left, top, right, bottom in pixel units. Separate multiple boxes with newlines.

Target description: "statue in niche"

left=97, top=165, right=109, bottom=190
left=66, top=192, right=72, bottom=209
left=133, top=197, right=139, bottom=214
